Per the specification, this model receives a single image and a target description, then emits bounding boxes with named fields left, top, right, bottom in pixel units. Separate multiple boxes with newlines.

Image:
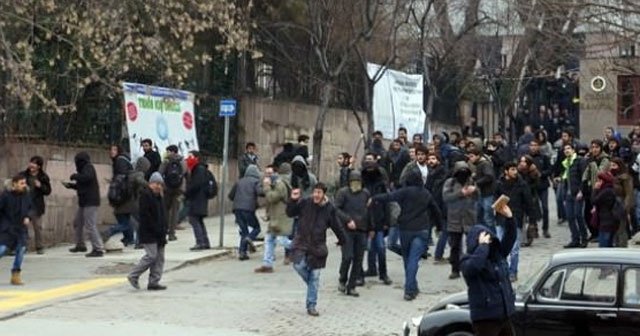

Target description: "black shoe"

left=403, top=293, right=416, bottom=301
left=380, top=276, right=393, bottom=285
left=69, top=245, right=88, bottom=253
left=433, top=257, right=449, bottom=265
left=580, top=240, right=589, bottom=248
left=168, top=234, right=177, bottom=241
left=338, top=282, right=346, bottom=293
left=85, top=250, right=104, bottom=257
left=239, top=254, right=250, bottom=261
left=246, top=238, right=257, bottom=253
left=36, top=248, right=44, bottom=255
left=147, top=284, right=167, bottom=291
left=355, top=278, right=365, bottom=287
left=564, top=242, right=580, bottom=248
left=543, top=231, right=551, bottom=238
left=190, top=245, right=206, bottom=251
left=421, top=252, right=431, bottom=260
left=127, top=276, right=140, bottom=289
left=346, top=288, right=360, bottom=297
left=363, top=270, right=378, bottom=277
left=307, top=308, right=320, bottom=317
left=448, top=272, right=461, bottom=279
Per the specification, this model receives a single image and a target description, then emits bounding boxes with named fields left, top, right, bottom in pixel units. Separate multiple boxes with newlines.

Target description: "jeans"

left=367, top=230, right=388, bottom=277
left=234, top=209, right=261, bottom=255
left=477, top=196, right=496, bottom=228
left=538, top=188, right=549, bottom=232
left=107, top=213, right=134, bottom=244
left=339, top=231, right=366, bottom=289
left=565, top=195, right=587, bottom=244
left=599, top=232, right=613, bottom=247
left=399, top=230, right=428, bottom=296
left=189, top=216, right=211, bottom=248
left=293, top=257, right=321, bottom=310
left=496, top=218, right=521, bottom=277
left=386, top=226, right=401, bottom=256
left=0, top=243, right=26, bottom=271
left=262, top=233, right=291, bottom=267
left=556, top=183, right=566, bottom=221
left=434, top=226, right=449, bottom=260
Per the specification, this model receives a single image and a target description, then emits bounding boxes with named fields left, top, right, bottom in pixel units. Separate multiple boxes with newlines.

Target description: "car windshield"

left=517, top=262, right=548, bottom=295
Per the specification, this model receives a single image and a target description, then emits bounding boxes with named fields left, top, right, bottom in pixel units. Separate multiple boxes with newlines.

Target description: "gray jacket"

left=229, top=164, right=261, bottom=211
left=443, top=162, right=478, bottom=233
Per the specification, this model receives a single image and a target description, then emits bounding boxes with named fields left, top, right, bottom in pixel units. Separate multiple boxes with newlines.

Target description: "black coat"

left=334, top=187, right=372, bottom=232
left=361, top=164, right=389, bottom=231
left=495, top=176, right=537, bottom=225
left=0, top=190, right=32, bottom=250
left=529, top=152, right=552, bottom=189
left=112, top=154, right=133, bottom=177
left=472, top=158, right=496, bottom=197
left=137, top=187, right=168, bottom=245
left=144, top=150, right=162, bottom=180
left=286, top=197, right=346, bottom=269
left=185, top=163, right=209, bottom=217
left=593, top=185, right=618, bottom=233
left=70, top=152, right=100, bottom=207
left=425, top=164, right=448, bottom=213
left=21, top=169, right=52, bottom=216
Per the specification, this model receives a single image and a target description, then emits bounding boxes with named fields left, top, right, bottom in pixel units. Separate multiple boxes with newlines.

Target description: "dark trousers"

left=472, top=318, right=516, bottom=336
left=234, top=209, right=261, bottom=255
left=584, top=192, right=598, bottom=238
left=447, top=231, right=464, bottom=273
left=537, top=188, right=549, bottom=232
left=367, top=230, right=388, bottom=278
left=339, top=231, right=366, bottom=290
left=189, top=216, right=211, bottom=248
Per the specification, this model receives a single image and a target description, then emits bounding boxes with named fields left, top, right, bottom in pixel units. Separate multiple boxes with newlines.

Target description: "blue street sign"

left=219, top=99, right=237, bottom=117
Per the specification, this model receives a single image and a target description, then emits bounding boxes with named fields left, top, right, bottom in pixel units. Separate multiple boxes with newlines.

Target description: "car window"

left=624, top=268, right=640, bottom=307
left=538, top=269, right=565, bottom=300
left=560, top=266, right=617, bottom=304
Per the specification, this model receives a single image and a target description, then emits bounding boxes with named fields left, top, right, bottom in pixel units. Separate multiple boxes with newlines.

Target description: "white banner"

left=122, top=82, right=199, bottom=161
left=367, top=63, right=425, bottom=140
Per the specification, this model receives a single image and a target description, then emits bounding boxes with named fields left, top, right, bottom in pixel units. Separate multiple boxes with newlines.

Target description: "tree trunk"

left=311, top=81, right=333, bottom=176
left=423, top=85, right=435, bottom=136
left=364, top=73, right=375, bottom=148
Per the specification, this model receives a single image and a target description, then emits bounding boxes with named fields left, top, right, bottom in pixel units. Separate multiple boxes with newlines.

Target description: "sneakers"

left=354, top=278, right=365, bottom=287
left=239, top=254, right=250, bottom=261
left=380, top=276, right=393, bottom=285
left=69, top=245, right=88, bottom=253
left=147, top=284, right=167, bottom=291
left=448, top=272, right=461, bottom=280
left=346, top=289, right=360, bottom=297
left=127, top=276, right=140, bottom=289
left=189, top=245, right=210, bottom=251
left=403, top=293, right=417, bottom=301
left=307, top=308, right=320, bottom=317
left=254, top=266, right=274, bottom=273
left=338, top=282, right=346, bottom=293
left=564, top=242, right=580, bottom=248
left=168, top=234, right=177, bottom=241
left=543, top=231, right=551, bottom=238
left=85, top=250, right=104, bottom=257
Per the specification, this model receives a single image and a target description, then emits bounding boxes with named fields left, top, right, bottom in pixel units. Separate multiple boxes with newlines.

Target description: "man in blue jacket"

left=461, top=201, right=517, bottom=336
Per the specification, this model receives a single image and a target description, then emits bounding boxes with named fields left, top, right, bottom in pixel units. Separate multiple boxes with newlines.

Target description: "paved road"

left=1, top=192, right=639, bottom=335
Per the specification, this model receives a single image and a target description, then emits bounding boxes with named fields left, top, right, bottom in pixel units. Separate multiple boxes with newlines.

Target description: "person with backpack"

left=159, top=145, right=187, bottom=241
left=185, top=151, right=215, bottom=251
left=228, top=164, right=262, bottom=261
left=255, top=163, right=293, bottom=273
left=103, top=145, right=137, bottom=247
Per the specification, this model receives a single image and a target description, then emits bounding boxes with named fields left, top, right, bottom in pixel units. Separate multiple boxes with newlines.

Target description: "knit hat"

left=149, top=172, right=164, bottom=185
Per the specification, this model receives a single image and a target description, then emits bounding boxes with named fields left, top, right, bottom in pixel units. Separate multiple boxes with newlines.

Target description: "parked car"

left=402, top=249, right=640, bottom=336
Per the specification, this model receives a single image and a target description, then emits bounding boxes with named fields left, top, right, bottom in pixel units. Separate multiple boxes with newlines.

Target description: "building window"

left=618, top=75, right=640, bottom=125
left=620, top=44, right=636, bottom=58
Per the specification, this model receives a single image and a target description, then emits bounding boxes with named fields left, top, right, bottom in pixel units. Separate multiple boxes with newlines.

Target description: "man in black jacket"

left=334, top=171, right=373, bottom=297
left=560, top=143, right=589, bottom=248
left=529, top=139, right=553, bottom=238
left=286, top=183, right=346, bottom=317
left=64, top=152, right=105, bottom=257
left=0, top=175, right=33, bottom=285
left=371, top=171, right=444, bottom=301
left=185, top=151, right=212, bottom=250
left=425, top=153, right=449, bottom=263
left=468, top=148, right=497, bottom=228
left=21, top=156, right=52, bottom=254
left=127, top=172, right=168, bottom=291
left=361, top=159, right=391, bottom=284
left=142, top=139, right=161, bottom=181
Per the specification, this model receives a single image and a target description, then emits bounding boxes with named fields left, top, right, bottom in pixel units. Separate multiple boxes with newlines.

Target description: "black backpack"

left=108, top=174, right=131, bottom=206
left=204, top=169, right=218, bottom=199
left=164, top=159, right=184, bottom=189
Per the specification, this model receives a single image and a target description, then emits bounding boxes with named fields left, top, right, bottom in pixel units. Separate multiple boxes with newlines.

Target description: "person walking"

left=286, top=183, right=346, bottom=317
left=127, top=172, right=168, bottom=291
left=442, top=162, right=478, bottom=279
left=65, top=152, right=105, bottom=257
left=467, top=147, right=497, bottom=228
left=185, top=151, right=212, bottom=250
left=461, top=202, right=517, bottom=336
left=159, top=145, right=187, bottom=241
left=528, top=139, right=553, bottom=238
left=142, top=139, right=162, bottom=180
left=0, top=175, right=32, bottom=285
left=104, top=145, right=136, bottom=246
left=229, top=164, right=262, bottom=260
left=21, top=156, right=51, bottom=254
left=254, top=163, right=293, bottom=273
left=334, top=171, right=372, bottom=297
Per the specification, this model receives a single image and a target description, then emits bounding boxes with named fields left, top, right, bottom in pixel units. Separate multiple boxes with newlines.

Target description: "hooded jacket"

left=582, top=152, right=610, bottom=190
left=291, top=155, right=317, bottom=197
left=372, top=171, right=444, bottom=231
left=137, top=186, right=168, bottom=245
left=70, top=152, right=101, bottom=207
left=286, top=196, right=346, bottom=269
left=334, top=171, right=372, bottom=233
left=229, top=164, right=261, bottom=212
left=238, top=152, right=259, bottom=179
left=144, top=149, right=162, bottom=180
left=185, top=161, right=210, bottom=217
left=471, top=156, right=496, bottom=197
left=593, top=181, right=618, bottom=233
left=461, top=216, right=517, bottom=323
left=115, top=157, right=150, bottom=215
left=443, top=162, right=478, bottom=233
left=0, top=185, right=33, bottom=250
left=21, top=168, right=52, bottom=216
left=361, top=161, right=389, bottom=231
left=263, top=163, right=293, bottom=235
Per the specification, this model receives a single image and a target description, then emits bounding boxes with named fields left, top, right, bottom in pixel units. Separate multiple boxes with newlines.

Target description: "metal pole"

left=219, top=116, right=230, bottom=248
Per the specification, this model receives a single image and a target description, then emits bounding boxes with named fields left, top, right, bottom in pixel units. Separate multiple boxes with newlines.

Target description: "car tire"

left=445, top=332, right=473, bottom=336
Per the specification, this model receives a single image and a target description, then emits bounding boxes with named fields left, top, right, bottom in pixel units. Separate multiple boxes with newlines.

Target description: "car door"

left=523, top=264, right=620, bottom=336
left=618, top=266, right=640, bottom=336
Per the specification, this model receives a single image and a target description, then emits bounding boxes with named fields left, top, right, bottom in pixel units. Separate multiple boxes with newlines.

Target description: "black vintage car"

left=403, top=249, right=640, bottom=336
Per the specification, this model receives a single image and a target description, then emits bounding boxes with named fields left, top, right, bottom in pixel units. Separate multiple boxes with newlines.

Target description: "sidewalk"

left=0, top=211, right=263, bottom=319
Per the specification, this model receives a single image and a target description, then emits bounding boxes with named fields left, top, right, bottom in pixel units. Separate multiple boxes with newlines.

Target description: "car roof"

left=549, top=249, right=640, bottom=267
